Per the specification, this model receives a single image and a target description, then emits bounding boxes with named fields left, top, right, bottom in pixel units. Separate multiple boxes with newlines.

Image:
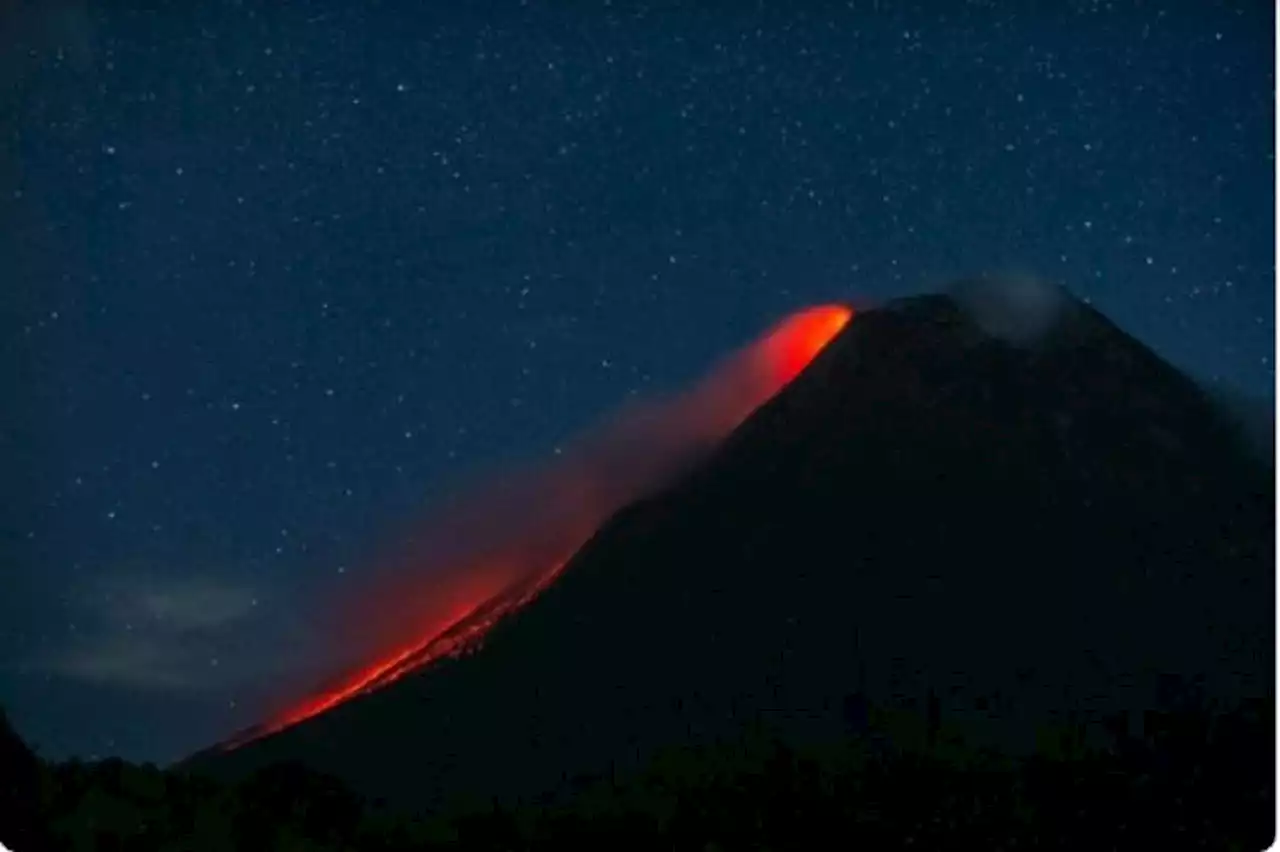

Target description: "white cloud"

left=131, top=579, right=259, bottom=630
left=35, top=572, right=277, bottom=693
left=44, top=635, right=210, bottom=692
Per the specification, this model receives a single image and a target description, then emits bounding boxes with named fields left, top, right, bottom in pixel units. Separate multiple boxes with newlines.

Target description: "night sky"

left=1, top=1, right=1273, bottom=765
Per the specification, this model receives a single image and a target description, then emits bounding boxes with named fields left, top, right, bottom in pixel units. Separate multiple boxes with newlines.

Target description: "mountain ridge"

left=185, top=280, right=1273, bottom=817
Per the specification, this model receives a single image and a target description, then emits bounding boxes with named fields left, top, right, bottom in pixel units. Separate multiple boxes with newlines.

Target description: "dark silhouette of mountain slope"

left=1200, top=379, right=1275, bottom=465
left=0, top=707, right=52, bottom=850
left=186, top=277, right=1273, bottom=819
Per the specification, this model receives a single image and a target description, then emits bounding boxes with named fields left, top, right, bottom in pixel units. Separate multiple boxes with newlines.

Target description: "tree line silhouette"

left=1, top=679, right=1271, bottom=850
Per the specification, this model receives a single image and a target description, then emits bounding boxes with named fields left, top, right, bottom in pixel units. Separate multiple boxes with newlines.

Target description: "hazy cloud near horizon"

left=27, top=573, right=301, bottom=694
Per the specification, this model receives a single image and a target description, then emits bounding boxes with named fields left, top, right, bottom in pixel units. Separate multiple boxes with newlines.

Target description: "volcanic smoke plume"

left=232, top=304, right=852, bottom=746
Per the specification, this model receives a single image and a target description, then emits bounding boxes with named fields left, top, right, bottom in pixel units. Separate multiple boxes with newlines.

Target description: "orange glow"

left=224, top=303, right=852, bottom=749
left=757, top=304, right=856, bottom=388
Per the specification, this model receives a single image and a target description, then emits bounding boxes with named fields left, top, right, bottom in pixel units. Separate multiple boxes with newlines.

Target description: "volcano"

left=218, top=303, right=854, bottom=749
left=184, top=278, right=1273, bottom=817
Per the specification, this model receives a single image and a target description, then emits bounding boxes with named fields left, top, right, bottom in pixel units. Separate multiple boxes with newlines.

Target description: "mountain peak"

left=187, top=281, right=1272, bottom=817
left=946, top=273, right=1083, bottom=347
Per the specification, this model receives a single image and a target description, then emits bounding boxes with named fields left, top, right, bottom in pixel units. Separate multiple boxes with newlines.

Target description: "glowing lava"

left=225, top=303, right=852, bottom=749
left=758, top=304, right=858, bottom=387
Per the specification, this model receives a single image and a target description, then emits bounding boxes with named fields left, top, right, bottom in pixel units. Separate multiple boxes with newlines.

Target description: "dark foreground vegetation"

left=2, top=687, right=1272, bottom=851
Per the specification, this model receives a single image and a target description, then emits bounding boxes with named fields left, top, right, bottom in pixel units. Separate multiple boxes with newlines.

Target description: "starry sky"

left=0, top=0, right=1273, bottom=765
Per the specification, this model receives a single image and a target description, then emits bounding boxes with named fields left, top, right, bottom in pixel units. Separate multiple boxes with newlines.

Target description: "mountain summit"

left=187, top=279, right=1273, bottom=816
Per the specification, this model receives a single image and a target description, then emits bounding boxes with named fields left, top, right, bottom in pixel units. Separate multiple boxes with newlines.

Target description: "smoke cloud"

left=237, top=304, right=852, bottom=743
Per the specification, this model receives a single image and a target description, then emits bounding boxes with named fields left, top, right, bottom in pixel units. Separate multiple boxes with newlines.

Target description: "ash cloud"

left=301, top=307, right=849, bottom=705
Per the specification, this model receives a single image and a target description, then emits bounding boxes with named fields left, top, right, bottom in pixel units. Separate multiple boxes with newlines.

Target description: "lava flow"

left=224, top=303, right=852, bottom=749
